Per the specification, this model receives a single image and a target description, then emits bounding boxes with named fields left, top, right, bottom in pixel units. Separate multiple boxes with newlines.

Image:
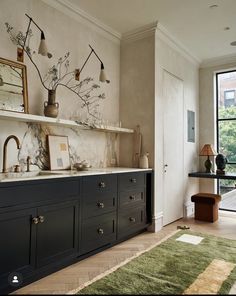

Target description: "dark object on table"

left=191, top=193, right=221, bottom=222
left=215, top=153, right=227, bottom=174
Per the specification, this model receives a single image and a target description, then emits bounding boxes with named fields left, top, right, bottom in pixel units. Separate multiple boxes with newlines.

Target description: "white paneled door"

left=163, top=70, right=184, bottom=226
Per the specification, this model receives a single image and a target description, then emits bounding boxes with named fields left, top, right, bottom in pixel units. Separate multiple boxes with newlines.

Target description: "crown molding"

left=200, top=53, right=236, bottom=68
left=156, top=23, right=201, bottom=67
left=121, top=22, right=201, bottom=67
left=41, top=0, right=121, bottom=43
left=122, top=21, right=158, bottom=43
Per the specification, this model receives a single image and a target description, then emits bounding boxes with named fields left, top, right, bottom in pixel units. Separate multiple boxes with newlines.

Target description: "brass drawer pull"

left=99, top=181, right=106, bottom=188
left=39, top=216, right=45, bottom=223
left=32, top=217, right=39, bottom=225
left=97, top=202, right=105, bottom=208
left=129, top=195, right=135, bottom=200
left=130, top=178, right=137, bottom=183
left=129, top=217, right=136, bottom=223
left=97, top=228, right=104, bottom=235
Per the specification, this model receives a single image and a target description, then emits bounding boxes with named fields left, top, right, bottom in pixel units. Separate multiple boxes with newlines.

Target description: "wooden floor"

left=12, top=212, right=236, bottom=295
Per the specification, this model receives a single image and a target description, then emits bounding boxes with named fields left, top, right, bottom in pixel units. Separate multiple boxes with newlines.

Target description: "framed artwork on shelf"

left=47, top=135, right=71, bottom=170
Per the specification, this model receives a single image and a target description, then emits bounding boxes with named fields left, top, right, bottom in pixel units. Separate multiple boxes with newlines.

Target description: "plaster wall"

left=119, top=36, right=155, bottom=168
left=0, top=0, right=120, bottom=171
left=199, top=62, right=236, bottom=193
left=119, top=28, right=199, bottom=231
left=154, top=32, right=199, bottom=227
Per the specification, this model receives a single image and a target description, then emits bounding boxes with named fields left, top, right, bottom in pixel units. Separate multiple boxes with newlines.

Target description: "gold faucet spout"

left=2, top=135, right=21, bottom=173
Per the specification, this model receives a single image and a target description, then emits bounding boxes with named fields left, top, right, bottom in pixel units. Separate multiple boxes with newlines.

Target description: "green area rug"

left=77, top=230, right=236, bottom=295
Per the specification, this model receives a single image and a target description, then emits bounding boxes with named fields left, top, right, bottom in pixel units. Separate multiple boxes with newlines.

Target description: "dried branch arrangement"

left=5, top=23, right=106, bottom=119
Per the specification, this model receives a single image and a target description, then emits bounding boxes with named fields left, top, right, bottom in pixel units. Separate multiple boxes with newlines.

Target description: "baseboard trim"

left=147, top=212, right=163, bottom=232
left=184, top=202, right=194, bottom=218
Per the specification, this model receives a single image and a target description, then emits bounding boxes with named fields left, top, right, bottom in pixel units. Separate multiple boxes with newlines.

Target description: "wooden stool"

left=191, top=193, right=221, bottom=222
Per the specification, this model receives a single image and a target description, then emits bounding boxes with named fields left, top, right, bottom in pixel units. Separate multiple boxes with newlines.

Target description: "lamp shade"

left=199, top=144, right=216, bottom=156
left=99, top=63, right=107, bottom=82
left=38, top=31, right=48, bottom=56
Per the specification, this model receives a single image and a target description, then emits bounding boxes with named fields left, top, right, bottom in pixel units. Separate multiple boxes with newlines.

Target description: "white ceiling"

left=68, top=0, right=236, bottom=63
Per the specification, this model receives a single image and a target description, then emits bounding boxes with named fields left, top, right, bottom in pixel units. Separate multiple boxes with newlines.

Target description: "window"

left=224, top=90, right=235, bottom=107
left=216, top=70, right=236, bottom=205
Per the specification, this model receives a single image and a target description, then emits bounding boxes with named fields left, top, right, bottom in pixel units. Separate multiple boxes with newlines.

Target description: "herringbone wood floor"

left=12, top=212, right=236, bottom=295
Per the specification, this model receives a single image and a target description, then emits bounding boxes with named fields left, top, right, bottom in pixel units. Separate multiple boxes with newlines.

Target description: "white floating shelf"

left=0, top=110, right=134, bottom=134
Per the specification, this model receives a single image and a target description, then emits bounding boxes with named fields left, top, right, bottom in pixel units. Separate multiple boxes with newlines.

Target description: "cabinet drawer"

left=118, top=206, right=146, bottom=238
left=82, top=174, right=117, bottom=196
left=82, top=195, right=116, bottom=219
left=0, top=179, right=79, bottom=208
left=119, top=190, right=145, bottom=208
left=80, top=212, right=116, bottom=254
left=118, top=172, right=145, bottom=190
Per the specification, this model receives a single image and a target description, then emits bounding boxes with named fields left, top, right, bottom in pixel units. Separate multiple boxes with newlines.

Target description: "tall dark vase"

left=44, top=89, right=59, bottom=118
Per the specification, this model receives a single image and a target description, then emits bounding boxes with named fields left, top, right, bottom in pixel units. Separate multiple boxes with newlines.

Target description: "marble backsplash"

left=0, top=120, right=119, bottom=172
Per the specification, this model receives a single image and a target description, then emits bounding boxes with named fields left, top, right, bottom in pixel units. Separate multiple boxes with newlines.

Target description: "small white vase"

left=139, top=152, right=149, bottom=169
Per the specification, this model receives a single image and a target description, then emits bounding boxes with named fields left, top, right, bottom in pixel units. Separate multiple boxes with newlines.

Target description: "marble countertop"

left=0, top=167, right=153, bottom=183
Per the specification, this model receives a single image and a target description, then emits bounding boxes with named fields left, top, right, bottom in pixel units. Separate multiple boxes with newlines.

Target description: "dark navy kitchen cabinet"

left=0, top=170, right=153, bottom=294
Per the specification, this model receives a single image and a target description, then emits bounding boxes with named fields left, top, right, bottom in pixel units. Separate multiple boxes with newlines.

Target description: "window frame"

left=216, top=70, right=236, bottom=209
left=216, top=70, right=236, bottom=164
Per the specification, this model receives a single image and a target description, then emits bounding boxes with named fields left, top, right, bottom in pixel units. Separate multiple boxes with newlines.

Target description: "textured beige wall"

left=119, top=36, right=155, bottom=167
left=119, top=30, right=199, bottom=228
left=155, top=33, right=199, bottom=221
left=0, top=0, right=120, bottom=170
left=199, top=62, right=236, bottom=192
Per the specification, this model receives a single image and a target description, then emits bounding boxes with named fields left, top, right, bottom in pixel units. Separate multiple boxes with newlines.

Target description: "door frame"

left=162, top=69, right=184, bottom=225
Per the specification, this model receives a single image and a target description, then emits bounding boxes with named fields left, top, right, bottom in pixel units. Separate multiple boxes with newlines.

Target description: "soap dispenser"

left=139, top=152, right=149, bottom=169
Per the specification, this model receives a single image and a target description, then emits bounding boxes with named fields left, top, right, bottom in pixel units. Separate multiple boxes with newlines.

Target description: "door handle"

left=99, top=181, right=106, bottom=188
left=97, top=202, right=105, bottom=208
left=32, top=217, right=39, bottom=224
left=97, top=228, right=104, bottom=235
left=164, top=164, right=168, bottom=173
left=38, top=216, right=45, bottom=223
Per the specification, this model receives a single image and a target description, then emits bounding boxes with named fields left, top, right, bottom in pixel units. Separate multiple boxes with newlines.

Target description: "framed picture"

left=47, top=135, right=71, bottom=170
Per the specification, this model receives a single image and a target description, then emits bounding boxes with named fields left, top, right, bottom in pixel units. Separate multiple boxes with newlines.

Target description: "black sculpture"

left=215, top=154, right=228, bottom=174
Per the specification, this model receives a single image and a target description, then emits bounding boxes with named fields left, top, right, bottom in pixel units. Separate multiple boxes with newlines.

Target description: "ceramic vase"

left=44, top=89, right=59, bottom=118
left=139, top=152, right=149, bottom=169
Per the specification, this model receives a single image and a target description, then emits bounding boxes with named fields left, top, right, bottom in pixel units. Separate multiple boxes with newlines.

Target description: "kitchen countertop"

left=0, top=167, right=153, bottom=183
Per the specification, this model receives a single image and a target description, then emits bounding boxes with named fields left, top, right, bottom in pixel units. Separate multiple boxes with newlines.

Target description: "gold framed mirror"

left=0, top=57, right=28, bottom=113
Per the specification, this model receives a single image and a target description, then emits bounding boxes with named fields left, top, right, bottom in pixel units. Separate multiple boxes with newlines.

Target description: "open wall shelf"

left=0, top=110, right=134, bottom=134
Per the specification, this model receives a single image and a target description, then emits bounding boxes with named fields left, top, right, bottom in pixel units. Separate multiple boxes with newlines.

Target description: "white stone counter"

left=0, top=167, right=153, bottom=183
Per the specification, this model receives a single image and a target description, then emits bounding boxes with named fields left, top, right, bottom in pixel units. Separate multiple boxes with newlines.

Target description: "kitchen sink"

left=2, top=171, right=41, bottom=179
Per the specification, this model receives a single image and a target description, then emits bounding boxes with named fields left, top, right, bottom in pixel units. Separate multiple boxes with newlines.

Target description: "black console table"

left=189, top=172, right=236, bottom=180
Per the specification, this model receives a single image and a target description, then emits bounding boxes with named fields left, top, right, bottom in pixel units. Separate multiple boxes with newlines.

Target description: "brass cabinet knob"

left=32, top=217, right=39, bottom=224
left=97, top=202, right=105, bottom=208
left=38, top=216, right=45, bottom=223
left=129, top=217, right=136, bottom=223
left=129, top=195, right=135, bottom=200
left=99, top=181, right=106, bottom=188
left=97, top=228, right=104, bottom=235
left=130, top=178, right=137, bottom=183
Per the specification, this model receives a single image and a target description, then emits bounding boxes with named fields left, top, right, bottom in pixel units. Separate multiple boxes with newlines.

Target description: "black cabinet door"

left=0, top=208, right=36, bottom=287
left=36, top=200, right=79, bottom=268
left=80, top=211, right=116, bottom=255
left=118, top=205, right=146, bottom=239
left=82, top=194, right=116, bottom=219
left=82, top=174, right=117, bottom=196
left=118, top=172, right=145, bottom=190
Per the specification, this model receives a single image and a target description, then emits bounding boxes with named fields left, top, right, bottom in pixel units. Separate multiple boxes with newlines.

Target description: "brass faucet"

left=2, top=135, right=21, bottom=173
